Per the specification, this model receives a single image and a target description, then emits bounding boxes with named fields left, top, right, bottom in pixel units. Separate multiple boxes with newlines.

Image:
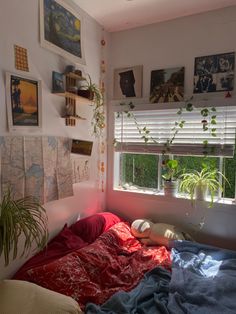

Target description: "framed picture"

left=52, top=71, right=65, bottom=93
left=113, top=65, right=142, bottom=99
left=40, top=0, right=85, bottom=65
left=193, top=52, right=235, bottom=93
left=6, top=72, right=42, bottom=131
left=71, top=139, right=93, bottom=156
left=150, top=67, right=185, bottom=103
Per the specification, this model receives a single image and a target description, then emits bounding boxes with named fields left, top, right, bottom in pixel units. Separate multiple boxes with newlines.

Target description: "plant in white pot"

left=179, top=167, right=228, bottom=207
left=0, top=189, right=48, bottom=266
left=162, top=159, right=180, bottom=196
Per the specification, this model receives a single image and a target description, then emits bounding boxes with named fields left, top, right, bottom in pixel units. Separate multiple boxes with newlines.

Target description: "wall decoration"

left=40, top=0, right=85, bottom=64
left=113, top=65, right=142, bottom=99
left=150, top=67, right=184, bottom=103
left=14, top=45, right=29, bottom=72
left=71, top=139, right=93, bottom=156
left=52, top=71, right=65, bottom=93
left=71, top=155, right=90, bottom=183
left=0, top=136, right=73, bottom=203
left=6, top=72, right=42, bottom=131
left=193, top=52, right=235, bottom=93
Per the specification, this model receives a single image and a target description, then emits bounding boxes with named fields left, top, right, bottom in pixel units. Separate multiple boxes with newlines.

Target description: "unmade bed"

left=13, top=212, right=236, bottom=314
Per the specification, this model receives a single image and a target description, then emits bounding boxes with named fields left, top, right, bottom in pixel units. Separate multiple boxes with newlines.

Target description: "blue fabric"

left=85, top=241, right=236, bottom=314
left=85, top=266, right=171, bottom=314
left=168, top=240, right=236, bottom=314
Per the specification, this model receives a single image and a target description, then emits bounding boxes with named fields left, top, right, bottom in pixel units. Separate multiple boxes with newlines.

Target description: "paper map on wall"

left=71, top=155, right=90, bottom=183
left=0, top=136, right=73, bottom=203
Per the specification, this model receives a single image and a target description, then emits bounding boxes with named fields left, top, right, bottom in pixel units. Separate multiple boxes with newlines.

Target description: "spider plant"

left=0, top=190, right=48, bottom=266
left=179, top=167, right=228, bottom=207
left=78, top=74, right=105, bottom=137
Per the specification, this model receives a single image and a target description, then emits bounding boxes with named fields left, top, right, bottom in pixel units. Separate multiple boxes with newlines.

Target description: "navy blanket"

left=85, top=241, right=236, bottom=314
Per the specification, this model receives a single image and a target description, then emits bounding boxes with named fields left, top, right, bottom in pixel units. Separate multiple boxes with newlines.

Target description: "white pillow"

left=0, top=280, right=83, bottom=314
left=131, top=219, right=154, bottom=238
left=141, top=223, right=186, bottom=247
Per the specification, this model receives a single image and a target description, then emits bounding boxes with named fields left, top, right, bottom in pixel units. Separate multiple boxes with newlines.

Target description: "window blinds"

left=114, top=106, right=236, bottom=157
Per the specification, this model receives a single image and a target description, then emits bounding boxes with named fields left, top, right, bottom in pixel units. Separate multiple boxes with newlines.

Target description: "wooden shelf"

left=61, top=115, right=86, bottom=120
left=53, top=91, right=91, bottom=104
left=65, top=72, right=86, bottom=80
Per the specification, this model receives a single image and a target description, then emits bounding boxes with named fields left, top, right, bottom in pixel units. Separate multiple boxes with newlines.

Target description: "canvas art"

left=193, top=52, right=235, bottom=93
left=113, top=65, right=142, bottom=99
left=6, top=72, right=42, bottom=131
left=52, top=71, right=65, bottom=93
left=149, top=67, right=184, bottom=103
left=71, top=139, right=93, bottom=156
left=40, top=0, right=85, bottom=64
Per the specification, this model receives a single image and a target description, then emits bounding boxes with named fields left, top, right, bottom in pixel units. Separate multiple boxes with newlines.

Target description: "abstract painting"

left=193, top=52, right=235, bottom=93
left=40, top=0, right=85, bottom=64
left=150, top=67, right=185, bottom=103
left=6, top=72, right=42, bottom=131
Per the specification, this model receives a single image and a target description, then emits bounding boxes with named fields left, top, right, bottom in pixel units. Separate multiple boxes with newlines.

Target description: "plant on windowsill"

left=162, top=159, right=180, bottom=196
left=179, top=166, right=229, bottom=208
left=0, top=189, right=48, bottom=266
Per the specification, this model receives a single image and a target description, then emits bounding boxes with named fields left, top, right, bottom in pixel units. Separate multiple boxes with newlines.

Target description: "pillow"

left=141, top=223, right=186, bottom=247
left=70, top=212, right=123, bottom=243
left=14, top=224, right=87, bottom=280
left=0, top=280, right=82, bottom=314
left=131, top=219, right=154, bottom=238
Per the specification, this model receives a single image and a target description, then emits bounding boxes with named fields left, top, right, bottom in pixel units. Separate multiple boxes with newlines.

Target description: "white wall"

left=106, top=7, right=236, bottom=250
left=0, top=0, right=109, bottom=279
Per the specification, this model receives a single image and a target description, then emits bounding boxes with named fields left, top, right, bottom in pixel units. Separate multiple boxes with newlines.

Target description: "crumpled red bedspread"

left=20, top=222, right=171, bottom=309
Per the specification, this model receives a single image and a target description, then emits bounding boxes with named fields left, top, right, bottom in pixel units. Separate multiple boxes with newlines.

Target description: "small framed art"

left=113, top=65, right=143, bottom=99
left=193, top=52, right=235, bottom=93
left=150, top=67, right=185, bottom=103
left=6, top=72, right=42, bottom=131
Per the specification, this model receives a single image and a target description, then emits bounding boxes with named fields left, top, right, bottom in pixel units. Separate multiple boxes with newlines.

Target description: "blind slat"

left=114, top=106, right=236, bottom=157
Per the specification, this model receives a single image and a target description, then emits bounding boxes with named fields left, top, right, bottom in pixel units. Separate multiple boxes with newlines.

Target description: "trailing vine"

left=115, top=99, right=217, bottom=156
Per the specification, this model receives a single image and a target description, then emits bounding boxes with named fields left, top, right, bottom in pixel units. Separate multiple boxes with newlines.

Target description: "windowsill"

left=114, top=186, right=235, bottom=205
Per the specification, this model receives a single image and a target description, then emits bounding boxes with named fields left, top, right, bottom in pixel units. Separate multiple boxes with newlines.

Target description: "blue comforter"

left=86, top=241, right=236, bottom=314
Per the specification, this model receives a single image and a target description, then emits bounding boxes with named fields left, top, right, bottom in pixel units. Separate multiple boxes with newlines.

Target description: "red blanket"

left=21, top=222, right=171, bottom=309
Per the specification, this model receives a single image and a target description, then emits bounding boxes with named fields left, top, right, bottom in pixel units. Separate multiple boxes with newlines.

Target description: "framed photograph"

left=6, top=72, right=42, bottom=131
left=150, top=67, right=185, bottom=103
left=193, top=52, right=235, bottom=93
left=40, top=0, right=85, bottom=65
left=52, top=71, right=65, bottom=93
left=71, top=139, right=93, bottom=156
left=113, top=65, right=142, bottom=99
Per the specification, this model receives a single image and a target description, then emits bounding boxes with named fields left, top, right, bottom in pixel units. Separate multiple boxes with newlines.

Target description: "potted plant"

left=0, top=189, right=48, bottom=266
left=162, top=159, right=180, bottom=196
left=77, top=74, right=102, bottom=103
left=179, top=167, right=228, bottom=207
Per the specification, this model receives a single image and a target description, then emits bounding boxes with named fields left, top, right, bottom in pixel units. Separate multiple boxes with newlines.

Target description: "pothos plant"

left=114, top=98, right=217, bottom=157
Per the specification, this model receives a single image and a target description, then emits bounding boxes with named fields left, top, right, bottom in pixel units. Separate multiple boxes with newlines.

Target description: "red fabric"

left=69, top=212, right=123, bottom=243
left=14, top=225, right=87, bottom=280
left=22, top=222, right=171, bottom=310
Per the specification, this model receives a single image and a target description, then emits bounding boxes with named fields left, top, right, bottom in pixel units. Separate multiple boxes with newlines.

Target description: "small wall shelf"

left=52, top=72, right=91, bottom=126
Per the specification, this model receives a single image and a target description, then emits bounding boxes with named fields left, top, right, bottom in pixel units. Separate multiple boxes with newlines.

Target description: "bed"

left=13, top=212, right=236, bottom=314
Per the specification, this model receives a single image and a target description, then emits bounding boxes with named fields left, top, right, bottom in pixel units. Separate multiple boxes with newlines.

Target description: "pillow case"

left=70, top=211, right=123, bottom=243
left=0, top=280, right=82, bottom=314
left=131, top=219, right=153, bottom=238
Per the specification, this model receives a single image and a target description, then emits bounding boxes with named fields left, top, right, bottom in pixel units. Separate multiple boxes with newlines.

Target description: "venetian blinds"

left=114, top=106, right=236, bottom=157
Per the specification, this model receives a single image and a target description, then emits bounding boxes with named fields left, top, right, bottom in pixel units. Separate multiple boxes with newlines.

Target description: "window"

left=114, top=105, right=236, bottom=200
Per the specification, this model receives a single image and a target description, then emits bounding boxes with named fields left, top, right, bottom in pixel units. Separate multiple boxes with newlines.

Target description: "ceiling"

left=73, top=0, right=236, bottom=32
